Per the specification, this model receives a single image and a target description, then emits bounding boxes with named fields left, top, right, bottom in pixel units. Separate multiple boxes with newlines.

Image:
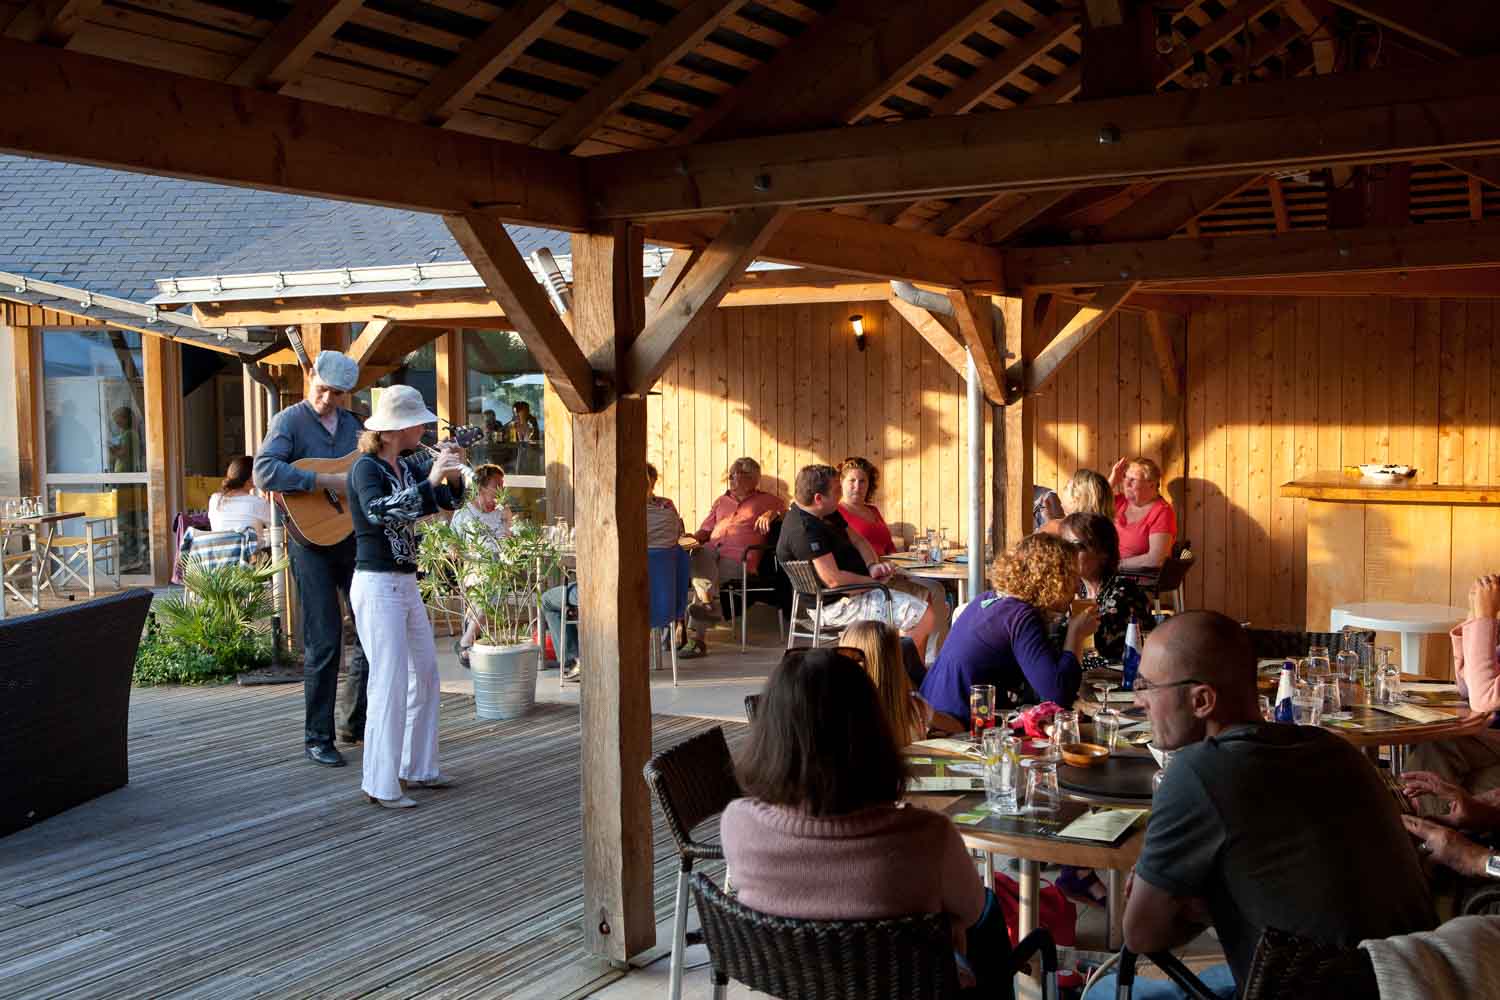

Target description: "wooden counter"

left=1279, top=474, right=1500, bottom=675
left=1281, top=475, right=1500, bottom=506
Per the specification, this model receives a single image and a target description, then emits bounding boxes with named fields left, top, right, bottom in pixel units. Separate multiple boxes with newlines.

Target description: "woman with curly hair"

left=918, top=533, right=1097, bottom=726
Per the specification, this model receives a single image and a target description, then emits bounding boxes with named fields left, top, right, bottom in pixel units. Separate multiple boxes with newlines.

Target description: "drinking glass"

left=1094, top=709, right=1121, bottom=752
left=32, top=495, right=45, bottom=515
left=1292, top=681, right=1323, bottom=726
left=1375, top=647, right=1401, bottom=705
left=2, top=499, right=14, bottom=520
left=982, top=729, right=1019, bottom=814
left=1151, top=749, right=1175, bottom=795
left=1258, top=695, right=1273, bottom=722
left=929, top=529, right=944, bottom=563
left=1022, top=757, right=1061, bottom=815
left=1050, top=709, right=1080, bottom=750
left=969, top=684, right=997, bottom=741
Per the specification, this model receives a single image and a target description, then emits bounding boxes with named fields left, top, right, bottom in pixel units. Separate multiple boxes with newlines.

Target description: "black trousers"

left=289, top=537, right=369, bottom=747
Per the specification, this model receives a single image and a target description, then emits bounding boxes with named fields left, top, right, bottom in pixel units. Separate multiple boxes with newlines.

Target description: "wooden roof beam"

left=947, top=290, right=1006, bottom=403
left=1091, top=174, right=1261, bottom=242
left=644, top=209, right=1007, bottom=293
left=224, top=0, right=363, bottom=91
left=2, top=0, right=103, bottom=45
left=1284, top=0, right=1338, bottom=74
left=401, top=0, right=569, bottom=126
left=1026, top=283, right=1138, bottom=394
left=643, top=247, right=702, bottom=324
left=624, top=207, right=788, bottom=393
left=532, top=0, right=743, bottom=152
left=887, top=295, right=970, bottom=381
left=346, top=318, right=398, bottom=366
left=445, top=213, right=597, bottom=413
left=0, top=39, right=586, bottom=229
left=927, top=15, right=1079, bottom=117
left=587, top=54, right=1500, bottom=219
left=1006, top=218, right=1500, bottom=287
left=1144, top=268, right=1500, bottom=298
left=1328, top=1, right=1500, bottom=58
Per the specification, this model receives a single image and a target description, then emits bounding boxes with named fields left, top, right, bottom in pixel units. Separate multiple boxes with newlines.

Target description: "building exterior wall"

left=0, top=325, right=18, bottom=498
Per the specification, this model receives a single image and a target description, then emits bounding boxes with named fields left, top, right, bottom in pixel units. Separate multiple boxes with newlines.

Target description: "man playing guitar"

left=253, top=350, right=368, bottom=767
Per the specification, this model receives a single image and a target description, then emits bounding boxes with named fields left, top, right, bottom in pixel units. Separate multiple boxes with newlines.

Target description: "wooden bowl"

left=1059, top=742, right=1110, bottom=767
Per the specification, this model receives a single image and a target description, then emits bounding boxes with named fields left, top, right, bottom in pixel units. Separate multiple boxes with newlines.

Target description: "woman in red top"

left=1107, top=455, right=1177, bottom=570
left=838, top=457, right=951, bottom=654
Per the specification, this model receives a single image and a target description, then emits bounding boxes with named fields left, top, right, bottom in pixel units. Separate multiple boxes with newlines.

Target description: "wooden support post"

left=143, top=335, right=184, bottom=585
left=1027, top=283, right=1140, bottom=394
left=997, top=296, right=1033, bottom=550
left=11, top=325, right=39, bottom=497
left=946, top=291, right=1006, bottom=404
left=572, top=223, right=654, bottom=963
left=434, top=329, right=468, bottom=430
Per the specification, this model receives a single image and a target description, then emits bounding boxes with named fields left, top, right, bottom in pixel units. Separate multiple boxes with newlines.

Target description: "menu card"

left=1057, top=808, right=1148, bottom=843
left=910, top=738, right=984, bottom=759
left=1373, top=702, right=1452, bottom=724
left=907, top=757, right=986, bottom=792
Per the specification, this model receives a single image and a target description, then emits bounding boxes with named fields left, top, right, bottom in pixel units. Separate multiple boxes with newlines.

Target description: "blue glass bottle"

left=1121, top=615, right=1142, bottom=691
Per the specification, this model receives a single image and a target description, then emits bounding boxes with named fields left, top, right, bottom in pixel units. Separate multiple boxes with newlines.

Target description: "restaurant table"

left=1329, top=601, right=1468, bottom=675
left=909, top=787, right=1146, bottom=949
left=0, top=512, right=74, bottom=618
left=888, top=552, right=972, bottom=604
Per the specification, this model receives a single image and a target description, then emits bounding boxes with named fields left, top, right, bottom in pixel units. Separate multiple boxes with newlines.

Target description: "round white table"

left=1329, top=601, right=1468, bottom=674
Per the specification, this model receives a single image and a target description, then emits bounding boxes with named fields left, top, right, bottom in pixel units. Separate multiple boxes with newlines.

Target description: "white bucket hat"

left=365, top=384, right=438, bottom=431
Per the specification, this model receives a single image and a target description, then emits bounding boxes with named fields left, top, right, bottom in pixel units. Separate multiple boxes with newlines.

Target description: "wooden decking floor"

left=0, top=685, right=738, bottom=1000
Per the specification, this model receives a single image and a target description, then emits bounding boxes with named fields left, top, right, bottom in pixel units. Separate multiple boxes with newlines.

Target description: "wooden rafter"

left=1006, top=218, right=1500, bottom=287
left=1091, top=175, right=1261, bottom=242
left=1284, top=0, right=1338, bottom=74
left=532, top=0, right=743, bottom=152
left=679, top=0, right=1011, bottom=143
left=887, top=295, right=969, bottom=381
left=1328, top=0, right=1500, bottom=58
left=1157, top=2, right=1282, bottom=88
left=1026, top=283, right=1138, bottom=394
left=1443, top=156, right=1500, bottom=191
left=927, top=15, right=1079, bottom=116
left=346, top=318, right=398, bottom=366
left=1471, top=177, right=1486, bottom=221
left=445, top=213, right=596, bottom=413
left=400, top=0, right=568, bottom=126
left=645, top=210, right=1007, bottom=293
left=643, top=247, right=702, bottom=324
left=1267, top=176, right=1291, bottom=231
left=224, top=0, right=363, bottom=90
left=0, top=39, right=586, bottom=229
left=2, top=0, right=102, bottom=44
left=946, top=290, right=1006, bottom=403
left=623, top=207, right=789, bottom=393
left=1145, top=268, right=1500, bottom=298
left=587, top=55, right=1500, bottom=219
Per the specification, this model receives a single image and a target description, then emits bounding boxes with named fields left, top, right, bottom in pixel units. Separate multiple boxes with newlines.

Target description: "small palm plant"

left=417, top=517, right=563, bottom=648
left=153, top=557, right=287, bottom=667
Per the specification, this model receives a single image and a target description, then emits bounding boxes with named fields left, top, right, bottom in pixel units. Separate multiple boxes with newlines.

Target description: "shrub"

left=132, top=557, right=283, bottom=685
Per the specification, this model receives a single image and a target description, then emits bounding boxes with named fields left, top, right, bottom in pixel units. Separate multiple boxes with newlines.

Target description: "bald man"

left=1088, top=611, right=1434, bottom=998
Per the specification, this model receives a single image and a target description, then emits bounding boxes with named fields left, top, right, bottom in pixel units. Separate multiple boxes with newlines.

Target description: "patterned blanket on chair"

left=178, top=527, right=261, bottom=575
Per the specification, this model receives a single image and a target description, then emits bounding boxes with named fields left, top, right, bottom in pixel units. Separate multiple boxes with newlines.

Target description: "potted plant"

left=418, top=513, right=562, bottom=720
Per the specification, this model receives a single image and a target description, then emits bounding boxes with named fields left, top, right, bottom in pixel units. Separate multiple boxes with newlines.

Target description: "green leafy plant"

left=417, top=516, right=562, bottom=648
left=133, top=556, right=287, bottom=685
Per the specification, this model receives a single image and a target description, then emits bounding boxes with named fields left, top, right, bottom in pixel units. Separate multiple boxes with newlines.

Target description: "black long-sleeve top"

left=347, top=451, right=460, bottom=573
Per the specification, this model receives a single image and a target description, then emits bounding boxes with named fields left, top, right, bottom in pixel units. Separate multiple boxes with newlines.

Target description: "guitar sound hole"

left=326, top=490, right=344, bottom=514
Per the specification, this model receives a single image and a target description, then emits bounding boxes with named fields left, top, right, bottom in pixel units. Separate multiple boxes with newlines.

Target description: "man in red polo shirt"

left=681, top=457, right=786, bottom=658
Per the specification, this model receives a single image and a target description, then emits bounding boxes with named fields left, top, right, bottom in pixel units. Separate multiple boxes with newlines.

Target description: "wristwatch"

left=1486, top=854, right=1500, bottom=880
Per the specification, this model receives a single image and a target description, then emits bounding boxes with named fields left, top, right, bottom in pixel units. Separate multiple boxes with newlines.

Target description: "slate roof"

left=0, top=153, right=568, bottom=303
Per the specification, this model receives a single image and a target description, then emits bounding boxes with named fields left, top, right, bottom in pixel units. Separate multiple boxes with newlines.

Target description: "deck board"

left=0, top=686, right=738, bottom=999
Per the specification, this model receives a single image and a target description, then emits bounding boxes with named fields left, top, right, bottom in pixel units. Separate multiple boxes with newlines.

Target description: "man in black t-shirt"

left=777, top=465, right=936, bottom=653
left=1101, top=611, right=1435, bottom=998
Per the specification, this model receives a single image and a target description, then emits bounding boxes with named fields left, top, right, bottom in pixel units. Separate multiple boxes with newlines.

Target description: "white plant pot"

left=470, top=641, right=540, bottom=720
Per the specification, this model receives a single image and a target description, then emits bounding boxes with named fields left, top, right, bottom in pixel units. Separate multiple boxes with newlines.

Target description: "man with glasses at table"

left=253, top=351, right=368, bottom=768
left=1085, top=611, right=1434, bottom=998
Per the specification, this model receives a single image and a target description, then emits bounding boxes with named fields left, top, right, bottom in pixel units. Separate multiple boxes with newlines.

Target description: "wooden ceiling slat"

left=3, top=0, right=105, bottom=44
left=225, top=0, right=363, bottom=89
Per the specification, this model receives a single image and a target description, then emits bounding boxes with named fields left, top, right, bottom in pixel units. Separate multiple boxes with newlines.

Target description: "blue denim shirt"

left=252, top=401, right=363, bottom=494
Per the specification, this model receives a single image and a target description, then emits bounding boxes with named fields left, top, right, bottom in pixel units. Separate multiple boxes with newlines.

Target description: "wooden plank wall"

left=1035, top=295, right=1500, bottom=630
left=550, top=300, right=996, bottom=549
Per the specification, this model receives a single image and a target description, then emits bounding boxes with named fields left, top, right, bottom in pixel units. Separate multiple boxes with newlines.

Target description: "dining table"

left=887, top=551, right=973, bottom=604
left=0, top=511, right=75, bottom=618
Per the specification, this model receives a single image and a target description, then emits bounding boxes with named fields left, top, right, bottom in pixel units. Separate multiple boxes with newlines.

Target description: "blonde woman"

left=347, top=386, right=464, bottom=809
left=1038, top=468, right=1112, bottom=536
left=840, top=620, right=934, bottom=744
left=917, top=534, right=1097, bottom=727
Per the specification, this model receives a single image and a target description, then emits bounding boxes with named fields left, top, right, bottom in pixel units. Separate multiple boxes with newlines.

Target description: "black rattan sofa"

left=1, top=588, right=152, bottom=837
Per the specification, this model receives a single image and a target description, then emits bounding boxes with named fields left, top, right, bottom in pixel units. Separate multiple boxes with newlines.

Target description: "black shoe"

left=305, top=743, right=346, bottom=767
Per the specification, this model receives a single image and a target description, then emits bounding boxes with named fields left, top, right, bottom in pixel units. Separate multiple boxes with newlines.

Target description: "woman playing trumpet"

left=347, top=386, right=465, bottom=809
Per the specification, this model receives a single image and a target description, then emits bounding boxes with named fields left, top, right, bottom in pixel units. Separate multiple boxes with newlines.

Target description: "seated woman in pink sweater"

left=1406, top=574, right=1500, bottom=799
left=722, top=646, right=1007, bottom=991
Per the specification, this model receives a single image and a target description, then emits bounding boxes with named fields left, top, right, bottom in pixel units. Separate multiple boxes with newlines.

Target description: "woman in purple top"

left=919, top=534, right=1097, bottom=724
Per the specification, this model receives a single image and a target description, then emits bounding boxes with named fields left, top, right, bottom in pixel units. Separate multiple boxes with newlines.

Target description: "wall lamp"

left=849, top=313, right=866, bottom=351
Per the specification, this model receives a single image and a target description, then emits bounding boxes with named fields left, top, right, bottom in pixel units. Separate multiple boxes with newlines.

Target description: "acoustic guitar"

left=274, top=425, right=485, bottom=547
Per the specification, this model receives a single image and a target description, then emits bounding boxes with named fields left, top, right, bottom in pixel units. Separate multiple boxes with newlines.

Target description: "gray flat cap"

left=313, top=350, right=359, bottom=391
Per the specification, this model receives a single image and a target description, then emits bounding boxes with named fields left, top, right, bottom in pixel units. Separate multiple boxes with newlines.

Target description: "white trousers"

left=352, top=570, right=440, bottom=801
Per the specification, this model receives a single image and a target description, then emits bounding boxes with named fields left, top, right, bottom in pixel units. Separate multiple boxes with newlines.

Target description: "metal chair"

left=48, top=490, right=121, bottom=596
left=1113, top=926, right=1379, bottom=1000
left=1121, top=538, right=1194, bottom=614
left=781, top=559, right=892, bottom=649
left=692, top=871, right=1059, bottom=1000
left=719, top=540, right=788, bottom=652
left=642, top=727, right=742, bottom=1000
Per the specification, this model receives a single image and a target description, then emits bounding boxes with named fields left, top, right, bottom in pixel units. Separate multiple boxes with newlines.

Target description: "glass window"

left=43, top=330, right=146, bottom=476
left=350, top=341, right=437, bottom=419
left=465, top=329, right=545, bottom=479
left=47, top=483, right=151, bottom=577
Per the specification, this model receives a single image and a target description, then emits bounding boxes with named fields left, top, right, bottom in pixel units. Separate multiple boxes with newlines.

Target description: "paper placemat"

left=911, top=738, right=984, bottom=758
left=1057, top=808, right=1148, bottom=843
left=1372, top=702, right=1453, bottom=724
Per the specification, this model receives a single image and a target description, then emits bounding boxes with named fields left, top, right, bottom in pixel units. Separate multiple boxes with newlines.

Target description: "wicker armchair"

left=781, top=559, right=892, bottom=650
left=1114, top=927, right=1378, bottom=1000
left=2, top=588, right=152, bottom=836
left=642, top=726, right=742, bottom=1000
left=1247, top=628, right=1376, bottom=661
left=692, top=871, right=1059, bottom=1000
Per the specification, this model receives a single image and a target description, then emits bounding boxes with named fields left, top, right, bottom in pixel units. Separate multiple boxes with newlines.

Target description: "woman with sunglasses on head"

left=840, top=620, right=942, bottom=744
left=1057, top=512, right=1154, bottom=665
left=724, top=646, right=1010, bottom=993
